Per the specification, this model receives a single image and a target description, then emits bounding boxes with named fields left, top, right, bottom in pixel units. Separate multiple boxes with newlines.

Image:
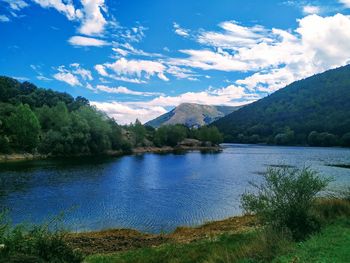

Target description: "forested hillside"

left=212, top=65, right=350, bottom=147
left=0, top=76, right=133, bottom=155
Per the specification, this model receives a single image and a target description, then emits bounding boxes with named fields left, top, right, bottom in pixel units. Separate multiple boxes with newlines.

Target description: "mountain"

left=212, top=65, right=350, bottom=146
left=146, top=103, right=240, bottom=128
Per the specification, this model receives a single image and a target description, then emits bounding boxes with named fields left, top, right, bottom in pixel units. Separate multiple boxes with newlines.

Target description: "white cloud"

left=0, top=15, right=10, bottom=22
left=166, top=66, right=198, bottom=80
left=33, top=0, right=82, bottom=20
left=173, top=22, right=190, bottom=37
left=111, top=43, right=163, bottom=58
left=339, top=0, right=350, bottom=8
left=36, top=75, right=52, bottom=81
left=33, top=0, right=107, bottom=36
left=78, top=0, right=107, bottom=36
left=95, top=85, right=164, bottom=96
left=71, top=64, right=93, bottom=80
left=91, top=101, right=168, bottom=124
left=92, top=84, right=257, bottom=124
left=303, top=5, right=320, bottom=14
left=170, top=13, right=350, bottom=93
left=96, top=58, right=169, bottom=82
left=53, top=64, right=92, bottom=86
left=94, top=64, right=108, bottom=76
left=198, top=21, right=269, bottom=50
left=2, top=0, right=28, bottom=11
left=68, top=36, right=109, bottom=46
left=53, top=71, right=81, bottom=86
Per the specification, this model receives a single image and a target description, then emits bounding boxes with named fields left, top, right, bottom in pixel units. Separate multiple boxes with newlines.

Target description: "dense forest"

left=0, top=76, right=223, bottom=155
left=212, top=65, right=350, bottom=147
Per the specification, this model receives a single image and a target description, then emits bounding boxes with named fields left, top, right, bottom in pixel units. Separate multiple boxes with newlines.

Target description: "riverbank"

left=66, top=215, right=256, bottom=255
left=0, top=145, right=222, bottom=163
left=76, top=198, right=350, bottom=263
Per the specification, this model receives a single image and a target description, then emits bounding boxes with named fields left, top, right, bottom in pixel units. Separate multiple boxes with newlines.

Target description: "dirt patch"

left=66, top=215, right=257, bottom=255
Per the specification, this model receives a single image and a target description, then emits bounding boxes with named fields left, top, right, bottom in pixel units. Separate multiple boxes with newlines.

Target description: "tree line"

left=0, top=76, right=223, bottom=155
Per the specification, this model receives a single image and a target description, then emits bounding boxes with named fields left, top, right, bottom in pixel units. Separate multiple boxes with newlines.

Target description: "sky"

left=1, top=0, right=350, bottom=124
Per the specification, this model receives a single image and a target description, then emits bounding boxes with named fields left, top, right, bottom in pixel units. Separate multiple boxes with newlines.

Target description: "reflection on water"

left=0, top=144, right=349, bottom=233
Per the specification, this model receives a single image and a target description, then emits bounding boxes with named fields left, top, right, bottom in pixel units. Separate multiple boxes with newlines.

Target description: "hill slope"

left=212, top=65, right=350, bottom=146
left=146, top=103, right=240, bottom=128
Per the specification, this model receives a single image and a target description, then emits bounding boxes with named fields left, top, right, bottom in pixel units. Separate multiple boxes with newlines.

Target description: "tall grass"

left=0, top=212, right=83, bottom=263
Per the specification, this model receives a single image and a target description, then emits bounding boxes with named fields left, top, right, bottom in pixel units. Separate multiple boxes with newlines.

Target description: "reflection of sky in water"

left=0, top=144, right=349, bottom=233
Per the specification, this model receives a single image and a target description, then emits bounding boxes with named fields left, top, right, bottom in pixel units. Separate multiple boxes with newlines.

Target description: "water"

left=0, top=144, right=349, bottom=233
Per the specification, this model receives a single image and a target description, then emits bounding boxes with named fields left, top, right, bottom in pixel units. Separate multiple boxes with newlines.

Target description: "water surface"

left=0, top=144, right=349, bottom=233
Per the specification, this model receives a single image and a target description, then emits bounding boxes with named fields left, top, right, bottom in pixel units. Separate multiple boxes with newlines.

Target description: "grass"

left=85, top=197, right=350, bottom=263
left=86, top=219, right=350, bottom=263
left=275, top=219, right=350, bottom=263
left=86, top=232, right=258, bottom=263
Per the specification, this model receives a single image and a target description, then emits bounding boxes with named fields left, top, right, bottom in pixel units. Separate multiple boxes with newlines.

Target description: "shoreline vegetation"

left=0, top=143, right=222, bottom=163
left=66, top=214, right=256, bottom=255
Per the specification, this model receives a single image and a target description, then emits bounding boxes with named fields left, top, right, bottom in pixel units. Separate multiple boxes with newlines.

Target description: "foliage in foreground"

left=0, top=213, right=83, bottom=263
left=241, top=167, right=331, bottom=241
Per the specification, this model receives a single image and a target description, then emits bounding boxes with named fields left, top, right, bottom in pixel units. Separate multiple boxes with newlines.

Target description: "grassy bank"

left=86, top=219, right=350, bottom=263
left=85, top=198, right=350, bottom=263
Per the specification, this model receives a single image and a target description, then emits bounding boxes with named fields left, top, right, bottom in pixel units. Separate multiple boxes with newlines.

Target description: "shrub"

left=0, top=212, right=83, bottom=263
left=241, top=167, right=331, bottom=241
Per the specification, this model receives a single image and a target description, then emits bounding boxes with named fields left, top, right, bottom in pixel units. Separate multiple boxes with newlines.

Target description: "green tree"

left=196, top=126, right=223, bottom=145
left=341, top=132, right=350, bottom=147
left=241, top=167, right=331, bottom=241
left=7, top=104, right=41, bottom=152
left=130, top=119, right=147, bottom=146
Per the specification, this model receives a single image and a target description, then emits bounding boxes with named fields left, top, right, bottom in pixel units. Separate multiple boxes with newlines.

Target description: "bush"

left=0, top=212, right=83, bottom=263
left=241, top=167, right=331, bottom=241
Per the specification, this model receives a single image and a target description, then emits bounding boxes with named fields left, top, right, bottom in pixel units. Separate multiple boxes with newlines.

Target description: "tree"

left=130, top=119, right=147, bottom=146
left=7, top=104, right=41, bottom=152
left=196, top=126, right=223, bottom=145
left=241, top=167, right=331, bottom=241
left=341, top=133, right=350, bottom=147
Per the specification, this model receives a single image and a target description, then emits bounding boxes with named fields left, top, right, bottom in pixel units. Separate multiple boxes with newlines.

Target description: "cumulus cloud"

left=53, top=64, right=92, bottom=86
left=170, top=13, right=350, bottom=93
left=33, top=0, right=82, bottom=20
left=68, top=35, right=109, bottom=46
left=303, top=5, right=320, bottom=14
left=166, top=66, right=198, bottom=80
left=95, top=85, right=164, bottom=96
left=78, top=0, right=107, bottom=35
left=33, top=0, right=107, bottom=36
left=2, top=0, right=28, bottom=11
left=91, top=101, right=168, bottom=124
left=173, top=22, right=190, bottom=37
left=0, top=15, right=10, bottom=22
left=111, top=43, right=163, bottom=58
left=339, top=0, right=350, bottom=8
left=92, top=84, right=257, bottom=124
left=95, top=58, right=169, bottom=82
left=53, top=71, right=81, bottom=86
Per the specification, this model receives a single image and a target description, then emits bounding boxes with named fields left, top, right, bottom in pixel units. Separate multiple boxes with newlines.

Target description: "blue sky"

left=1, top=0, right=350, bottom=123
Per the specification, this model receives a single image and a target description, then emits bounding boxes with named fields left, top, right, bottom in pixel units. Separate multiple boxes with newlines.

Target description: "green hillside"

left=212, top=65, right=350, bottom=147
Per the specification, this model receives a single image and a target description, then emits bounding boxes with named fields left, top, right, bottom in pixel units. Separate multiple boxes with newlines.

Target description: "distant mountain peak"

left=146, top=103, right=241, bottom=128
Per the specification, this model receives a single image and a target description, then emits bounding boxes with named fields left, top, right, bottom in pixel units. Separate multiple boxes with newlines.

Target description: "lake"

left=0, top=144, right=349, bottom=233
